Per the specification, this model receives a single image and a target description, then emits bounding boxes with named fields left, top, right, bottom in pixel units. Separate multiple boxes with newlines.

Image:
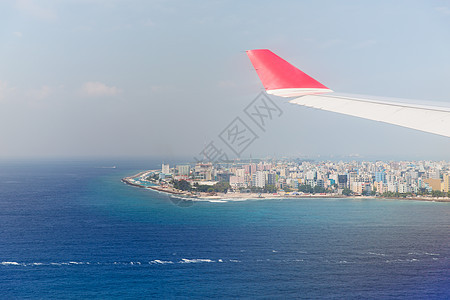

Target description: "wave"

left=6, top=254, right=437, bottom=268
left=1, top=259, right=238, bottom=267
left=408, top=251, right=440, bottom=256
left=385, top=258, right=421, bottom=263
left=1, top=261, right=22, bottom=266
left=367, top=252, right=387, bottom=256
left=151, top=260, right=173, bottom=264
left=180, top=258, right=214, bottom=263
left=3, top=256, right=437, bottom=267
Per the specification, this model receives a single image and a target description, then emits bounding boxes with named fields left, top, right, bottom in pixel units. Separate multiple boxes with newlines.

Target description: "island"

left=122, top=159, right=450, bottom=202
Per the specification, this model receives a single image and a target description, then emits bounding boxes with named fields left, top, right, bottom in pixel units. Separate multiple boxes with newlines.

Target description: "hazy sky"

left=1, top=0, right=450, bottom=160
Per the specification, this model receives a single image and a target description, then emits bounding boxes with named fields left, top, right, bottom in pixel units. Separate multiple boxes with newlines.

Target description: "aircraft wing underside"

left=290, top=93, right=450, bottom=138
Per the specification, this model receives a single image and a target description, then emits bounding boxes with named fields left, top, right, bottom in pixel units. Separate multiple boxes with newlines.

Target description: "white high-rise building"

left=306, top=170, right=316, bottom=181
left=162, top=164, right=170, bottom=174
left=230, top=176, right=245, bottom=189
left=252, top=171, right=266, bottom=188
left=176, top=165, right=190, bottom=176
left=235, top=168, right=245, bottom=177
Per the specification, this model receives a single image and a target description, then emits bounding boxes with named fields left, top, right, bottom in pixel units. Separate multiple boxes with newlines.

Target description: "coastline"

left=122, top=170, right=450, bottom=203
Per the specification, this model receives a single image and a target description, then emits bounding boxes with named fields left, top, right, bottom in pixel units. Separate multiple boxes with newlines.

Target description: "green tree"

left=342, top=188, right=353, bottom=196
left=362, top=189, right=377, bottom=196
left=249, top=186, right=263, bottom=193
left=193, top=181, right=230, bottom=193
left=313, top=186, right=326, bottom=194
left=146, top=173, right=159, bottom=181
left=264, top=185, right=277, bottom=193
left=173, top=180, right=191, bottom=191
left=381, top=191, right=400, bottom=198
left=298, top=185, right=314, bottom=194
left=213, top=181, right=231, bottom=193
left=432, top=190, right=444, bottom=198
left=418, top=188, right=429, bottom=195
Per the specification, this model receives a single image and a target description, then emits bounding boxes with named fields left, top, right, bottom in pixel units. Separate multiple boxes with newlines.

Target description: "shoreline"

left=121, top=170, right=450, bottom=203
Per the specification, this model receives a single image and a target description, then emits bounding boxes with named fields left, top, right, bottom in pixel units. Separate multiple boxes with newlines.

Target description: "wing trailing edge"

left=290, top=94, right=450, bottom=138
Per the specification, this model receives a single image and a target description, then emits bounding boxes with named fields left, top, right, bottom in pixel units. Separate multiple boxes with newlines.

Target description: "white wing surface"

left=290, top=94, right=450, bottom=138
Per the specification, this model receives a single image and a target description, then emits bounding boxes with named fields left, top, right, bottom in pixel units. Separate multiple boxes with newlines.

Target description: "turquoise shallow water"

left=0, top=160, right=449, bottom=299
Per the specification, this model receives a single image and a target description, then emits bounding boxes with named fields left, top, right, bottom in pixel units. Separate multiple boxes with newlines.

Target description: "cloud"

left=81, top=81, right=121, bottom=97
left=436, top=6, right=450, bottom=15
left=0, top=81, right=16, bottom=102
left=28, top=85, right=54, bottom=100
left=15, top=0, right=56, bottom=20
left=0, top=82, right=62, bottom=104
left=13, top=31, right=23, bottom=38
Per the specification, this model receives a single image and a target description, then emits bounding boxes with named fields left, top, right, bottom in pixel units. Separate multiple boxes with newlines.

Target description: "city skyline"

left=153, top=159, right=450, bottom=197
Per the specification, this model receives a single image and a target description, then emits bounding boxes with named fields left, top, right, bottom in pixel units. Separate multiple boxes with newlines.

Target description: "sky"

left=1, top=0, right=450, bottom=161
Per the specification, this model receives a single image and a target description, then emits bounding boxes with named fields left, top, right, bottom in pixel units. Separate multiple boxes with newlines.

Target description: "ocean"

left=0, top=160, right=448, bottom=299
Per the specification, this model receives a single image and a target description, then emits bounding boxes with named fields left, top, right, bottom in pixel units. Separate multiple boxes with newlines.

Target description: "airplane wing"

left=246, top=49, right=450, bottom=138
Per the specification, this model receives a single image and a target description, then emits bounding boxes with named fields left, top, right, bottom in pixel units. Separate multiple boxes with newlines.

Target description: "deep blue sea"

left=0, top=160, right=448, bottom=299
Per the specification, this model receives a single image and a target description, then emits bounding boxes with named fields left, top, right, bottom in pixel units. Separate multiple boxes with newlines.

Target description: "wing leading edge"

left=246, top=49, right=450, bottom=138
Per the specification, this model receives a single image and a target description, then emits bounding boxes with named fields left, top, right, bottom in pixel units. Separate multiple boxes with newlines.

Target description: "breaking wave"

left=2, top=253, right=443, bottom=268
left=1, top=258, right=239, bottom=267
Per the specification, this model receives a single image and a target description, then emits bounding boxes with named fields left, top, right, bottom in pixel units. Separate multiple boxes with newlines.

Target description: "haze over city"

left=1, top=0, right=450, bottom=160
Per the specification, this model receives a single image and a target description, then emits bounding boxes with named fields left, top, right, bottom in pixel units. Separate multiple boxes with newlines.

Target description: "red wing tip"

left=246, top=49, right=330, bottom=92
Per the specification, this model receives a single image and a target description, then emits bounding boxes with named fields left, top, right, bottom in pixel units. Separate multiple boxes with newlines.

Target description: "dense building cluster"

left=160, top=160, right=450, bottom=196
